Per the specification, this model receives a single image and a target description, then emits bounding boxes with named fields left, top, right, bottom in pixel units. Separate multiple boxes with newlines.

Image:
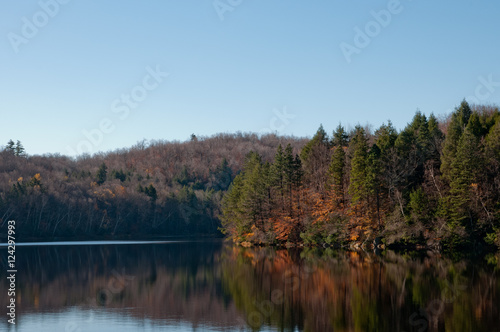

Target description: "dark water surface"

left=1, top=240, right=499, bottom=331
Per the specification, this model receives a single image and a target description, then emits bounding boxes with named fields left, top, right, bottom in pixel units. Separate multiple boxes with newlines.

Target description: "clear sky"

left=1, top=0, right=499, bottom=156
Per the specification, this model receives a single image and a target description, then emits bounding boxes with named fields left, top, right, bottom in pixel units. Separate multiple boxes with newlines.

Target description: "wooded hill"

left=0, top=133, right=306, bottom=240
left=2, top=100, right=500, bottom=250
left=221, top=101, right=500, bottom=251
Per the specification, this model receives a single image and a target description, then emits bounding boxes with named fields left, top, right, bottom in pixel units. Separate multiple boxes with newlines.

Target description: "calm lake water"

left=0, top=240, right=499, bottom=331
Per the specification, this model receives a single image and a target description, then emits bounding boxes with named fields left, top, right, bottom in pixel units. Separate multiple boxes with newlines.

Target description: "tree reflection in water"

left=0, top=242, right=498, bottom=332
left=220, top=246, right=499, bottom=332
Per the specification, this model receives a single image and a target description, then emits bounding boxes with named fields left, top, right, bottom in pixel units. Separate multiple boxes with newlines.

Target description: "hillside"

left=0, top=133, right=307, bottom=240
left=220, top=102, right=500, bottom=251
left=2, top=101, right=500, bottom=251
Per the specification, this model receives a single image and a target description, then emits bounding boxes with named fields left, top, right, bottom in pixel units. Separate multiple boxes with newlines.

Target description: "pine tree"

left=448, top=126, right=481, bottom=227
left=14, top=140, right=25, bottom=157
left=467, top=112, right=485, bottom=138
left=284, top=144, right=295, bottom=216
left=300, top=125, right=330, bottom=191
left=301, top=124, right=329, bottom=162
left=292, top=154, right=303, bottom=187
left=399, top=112, right=432, bottom=186
left=428, top=113, right=444, bottom=161
left=485, top=118, right=500, bottom=166
left=326, top=125, right=349, bottom=209
left=144, top=184, right=158, bottom=201
left=484, top=118, right=500, bottom=243
left=175, top=166, right=190, bottom=186
left=271, top=144, right=285, bottom=212
left=211, top=158, right=233, bottom=191
left=375, top=121, right=397, bottom=154
left=5, top=140, right=15, bottom=154
left=408, top=187, right=430, bottom=224
left=327, top=143, right=346, bottom=209
left=272, top=144, right=284, bottom=188
left=366, top=143, right=382, bottom=226
left=220, top=174, right=247, bottom=237
left=292, top=154, right=303, bottom=210
left=416, top=113, right=431, bottom=158
left=441, top=100, right=472, bottom=182
left=332, top=124, right=348, bottom=147
left=221, top=151, right=269, bottom=239
left=240, top=152, right=268, bottom=229
left=348, top=126, right=369, bottom=212
left=96, top=162, right=108, bottom=185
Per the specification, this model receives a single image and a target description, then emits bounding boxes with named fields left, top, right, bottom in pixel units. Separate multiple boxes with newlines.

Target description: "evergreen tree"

left=292, top=153, right=303, bottom=211
left=220, top=174, right=247, bottom=236
left=416, top=113, right=431, bottom=157
left=441, top=100, right=472, bottom=181
left=375, top=121, right=397, bottom=154
left=271, top=145, right=285, bottom=192
left=144, top=184, right=158, bottom=201
left=332, top=124, right=348, bottom=147
left=327, top=144, right=346, bottom=208
left=348, top=126, right=369, bottom=213
left=366, top=143, right=382, bottom=225
left=327, top=125, right=348, bottom=208
left=221, top=151, right=269, bottom=237
left=292, top=154, right=303, bottom=190
left=5, top=139, right=15, bottom=154
left=484, top=118, right=500, bottom=241
left=271, top=144, right=285, bottom=212
left=284, top=144, right=295, bottom=182
left=300, top=125, right=330, bottom=191
left=175, top=166, right=191, bottom=186
left=467, top=112, right=485, bottom=138
left=14, top=140, right=25, bottom=157
left=485, top=118, right=500, bottom=166
left=96, top=162, right=108, bottom=185
left=284, top=144, right=296, bottom=215
left=392, top=112, right=435, bottom=214
left=448, top=126, right=481, bottom=228
left=210, top=158, right=233, bottom=191
left=408, top=187, right=430, bottom=224
left=428, top=113, right=444, bottom=161
left=111, top=169, right=127, bottom=182
left=301, top=124, right=329, bottom=161
left=239, top=152, right=269, bottom=229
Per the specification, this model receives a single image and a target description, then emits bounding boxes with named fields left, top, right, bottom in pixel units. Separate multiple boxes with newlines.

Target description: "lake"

left=0, top=240, right=499, bottom=331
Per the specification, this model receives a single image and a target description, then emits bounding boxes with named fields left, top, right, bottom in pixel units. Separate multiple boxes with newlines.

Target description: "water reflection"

left=0, top=242, right=498, bottom=331
left=220, top=247, right=499, bottom=332
left=0, top=241, right=246, bottom=331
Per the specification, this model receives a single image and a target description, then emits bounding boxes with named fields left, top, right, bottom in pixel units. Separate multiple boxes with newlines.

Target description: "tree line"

left=0, top=133, right=306, bottom=240
left=2, top=101, right=499, bottom=250
left=221, top=101, right=500, bottom=250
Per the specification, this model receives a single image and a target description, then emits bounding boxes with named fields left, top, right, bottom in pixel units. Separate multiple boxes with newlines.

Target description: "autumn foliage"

left=222, top=102, right=500, bottom=250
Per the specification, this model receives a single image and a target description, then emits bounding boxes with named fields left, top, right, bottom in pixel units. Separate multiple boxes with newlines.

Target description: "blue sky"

left=1, top=0, right=499, bottom=156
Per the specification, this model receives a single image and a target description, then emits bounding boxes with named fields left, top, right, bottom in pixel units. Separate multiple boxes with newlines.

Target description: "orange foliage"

left=273, top=216, right=297, bottom=241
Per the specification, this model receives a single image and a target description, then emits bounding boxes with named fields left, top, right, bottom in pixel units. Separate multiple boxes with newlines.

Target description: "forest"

left=0, top=133, right=305, bottom=240
left=221, top=101, right=500, bottom=251
left=1, top=100, right=500, bottom=251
